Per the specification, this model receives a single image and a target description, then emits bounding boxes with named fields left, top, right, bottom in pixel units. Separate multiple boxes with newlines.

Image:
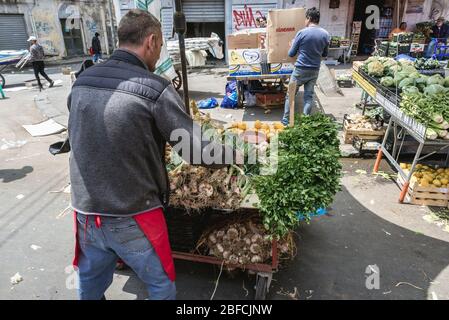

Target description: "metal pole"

left=174, top=0, right=190, bottom=115
left=107, top=0, right=117, bottom=50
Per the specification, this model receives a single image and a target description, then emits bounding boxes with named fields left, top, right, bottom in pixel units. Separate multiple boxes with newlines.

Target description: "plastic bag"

left=220, top=81, right=238, bottom=109
left=198, top=97, right=218, bottom=109
left=244, top=90, right=257, bottom=107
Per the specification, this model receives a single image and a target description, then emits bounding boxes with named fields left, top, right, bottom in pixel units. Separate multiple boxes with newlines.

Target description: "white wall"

left=402, top=0, right=434, bottom=29
left=319, top=0, right=351, bottom=37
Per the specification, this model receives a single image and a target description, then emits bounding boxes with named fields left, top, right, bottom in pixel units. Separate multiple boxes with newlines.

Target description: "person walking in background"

left=281, top=7, right=330, bottom=125
left=91, top=32, right=102, bottom=63
left=28, top=36, right=54, bottom=91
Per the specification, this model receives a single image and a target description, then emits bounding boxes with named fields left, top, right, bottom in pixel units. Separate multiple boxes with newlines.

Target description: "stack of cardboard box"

left=227, top=8, right=305, bottom=77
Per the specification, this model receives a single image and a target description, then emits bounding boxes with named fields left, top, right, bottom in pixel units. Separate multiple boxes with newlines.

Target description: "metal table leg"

left=374, top=117, right=393, bottom=173
left=399, top=142, right=424, bottom=203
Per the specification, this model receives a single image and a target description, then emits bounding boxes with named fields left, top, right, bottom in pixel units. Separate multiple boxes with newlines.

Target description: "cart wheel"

left=255, top=275, right=269, bottom=300
left=172, top=70, right=182, bottom=91
left=0, top=74, right=5, bottom=88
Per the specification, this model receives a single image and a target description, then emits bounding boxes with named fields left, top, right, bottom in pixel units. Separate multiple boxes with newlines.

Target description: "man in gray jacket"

left=27, top=36, right=54, bottom=91
left=69, top=9, right=235, bottom=300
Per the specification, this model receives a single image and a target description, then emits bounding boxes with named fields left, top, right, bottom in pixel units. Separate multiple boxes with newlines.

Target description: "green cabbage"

left=427, top=74, right=445, bottom=86
left=424, top=84, right=446, bottom=95
left=401, top=65, right=418, bottom=75
left=402, top=86, right=420, bottom=94
left=386, top=64, right=402, bottom=76
left=399, top=78, right=415, bottom=89
left=394, top=72, right=408, bottom=85
left=444, top=76, right=449, bottom=88
left=408, top=72, right=421, bottom=79
left=380, top=76, right=394, bottom=87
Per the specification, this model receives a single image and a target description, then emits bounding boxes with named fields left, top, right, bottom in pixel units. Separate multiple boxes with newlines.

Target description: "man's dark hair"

left=400, top=22, right=407, bottom=28
left=118, top=9, right=161, bottom=46
left=306, top=7, right=320, bottom=24
left=95, top=32, right=100, bottom=37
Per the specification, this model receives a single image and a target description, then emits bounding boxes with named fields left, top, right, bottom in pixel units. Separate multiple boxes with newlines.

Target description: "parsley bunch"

left=254, top=114, right=342, bottom=238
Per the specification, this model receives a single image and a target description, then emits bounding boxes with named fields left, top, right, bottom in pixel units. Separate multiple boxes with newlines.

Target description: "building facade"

left=2, top=0, right=448, bottom=59
left=0, top=0, right=116, bottom=58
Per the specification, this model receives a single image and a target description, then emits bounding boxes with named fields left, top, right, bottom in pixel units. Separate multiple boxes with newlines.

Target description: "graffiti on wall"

left=35, top=21, right=52, bottom=34
left=86, top=20, right=98, bottom=34
left=232, top=4, right=277, bottom=32
left=40, top=40, right=58, bottom=55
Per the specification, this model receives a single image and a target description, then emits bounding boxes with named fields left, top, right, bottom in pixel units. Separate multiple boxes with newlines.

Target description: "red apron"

left=73, top=208, right=175, bottom=282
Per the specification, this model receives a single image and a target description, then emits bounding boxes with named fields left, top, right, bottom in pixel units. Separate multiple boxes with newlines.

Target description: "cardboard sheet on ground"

left=22, top=119, right=66, bottom=137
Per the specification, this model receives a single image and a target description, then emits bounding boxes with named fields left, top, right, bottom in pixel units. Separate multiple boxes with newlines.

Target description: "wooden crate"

left=255, top=92, right=285, bottom=108
left=343, top=119, right=385, bottom=144
left=397, top=174, right=449, bottom=207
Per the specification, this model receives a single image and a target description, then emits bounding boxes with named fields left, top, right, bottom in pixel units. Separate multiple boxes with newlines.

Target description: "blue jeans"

left=76, top=212, right=176, bottom=300
left=93, top=53, right=102, bottom=63
left=282, top=67, right=320, bottom=125
left=425, top=39, right=438, bottom=58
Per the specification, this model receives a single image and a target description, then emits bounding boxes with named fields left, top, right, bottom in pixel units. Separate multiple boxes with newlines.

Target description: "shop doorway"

left=186, top=22, right=225, bottom=43
left=352, top=0, right=385, bottom=55
left=60, top=18, right=84, bottom=56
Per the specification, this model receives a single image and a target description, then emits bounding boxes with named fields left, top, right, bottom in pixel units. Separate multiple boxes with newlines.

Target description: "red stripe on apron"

left=73, top=211, right=80, bottom=267
left=72, top=208, right=175, bottom=282
left=133, top=208, right=176, bottom=282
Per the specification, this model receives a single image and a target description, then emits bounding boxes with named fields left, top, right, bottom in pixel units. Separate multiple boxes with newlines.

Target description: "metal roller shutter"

left=182, top=0, right=225, bottom=23
left=0, top=14, right=29, bottom=50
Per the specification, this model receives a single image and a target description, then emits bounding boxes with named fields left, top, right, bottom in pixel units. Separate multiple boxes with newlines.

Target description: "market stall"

left=163, top=7, right=342, bottom=300
left=352, top=56, right=449, bottom=205
left=223, top=8, right=307, bottom=110
left=164, top=106, right=341, bottom=299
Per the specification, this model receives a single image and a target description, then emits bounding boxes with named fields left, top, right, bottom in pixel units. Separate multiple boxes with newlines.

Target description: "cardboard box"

left=227, top=29, right=266, bottom=49
left=269, top=63, right=295, bottom=75
left=256, top=92, right=286, bottom=107
left=267, top=8, right=306, bottom=64
left=228, top=48, right=266, bottom=65
left=229, top=64, right=262, bottom=76
left=227, top=33, right=260, bottom=49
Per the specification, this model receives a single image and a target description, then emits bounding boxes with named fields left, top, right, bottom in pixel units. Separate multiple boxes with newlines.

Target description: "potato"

left=420, top=179, right=430, bottom=187
left=433, top=179, right=442, bottom=187
left=254, top=120, right=262, bottom=130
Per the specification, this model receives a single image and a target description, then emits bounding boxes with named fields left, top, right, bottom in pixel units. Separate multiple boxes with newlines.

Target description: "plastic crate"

left=165, top=207, right=209, bottom=252
left=337, top=79, right=354, bottom=88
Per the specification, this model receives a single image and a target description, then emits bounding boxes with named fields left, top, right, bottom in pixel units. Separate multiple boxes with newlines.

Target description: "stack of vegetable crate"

left=343, top=114, right=385, bottom=144
left=397, top=165, right=449, bottom=207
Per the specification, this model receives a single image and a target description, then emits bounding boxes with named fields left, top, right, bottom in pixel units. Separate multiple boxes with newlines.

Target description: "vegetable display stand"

left=352, top=69, right=380, bottom=114
left=354, top=69, right=449, bottom=203
left=166, top=207, right=279, bottom=300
